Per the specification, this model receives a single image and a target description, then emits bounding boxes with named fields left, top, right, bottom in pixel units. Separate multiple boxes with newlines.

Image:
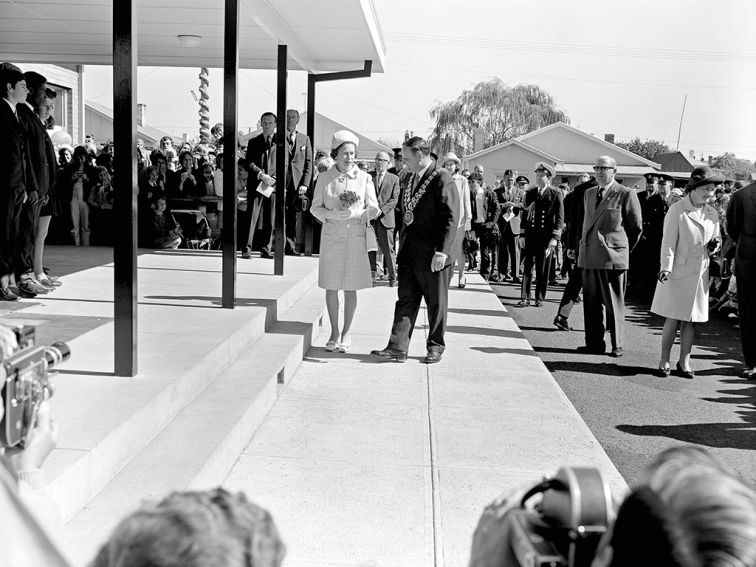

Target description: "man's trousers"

left=737, top=276, right=756, bottom=368
left=387, top=264, right=453, bottom=353
left=521, top=237, right=553, bottom=301
left=582, top=268, right=627, bottom=350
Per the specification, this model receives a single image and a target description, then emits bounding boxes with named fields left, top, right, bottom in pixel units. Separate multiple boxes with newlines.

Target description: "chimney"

left=404, top=130, right=410, bottom=142
left=137, top=103, right=146, bottom=127
left=689, top=150, right=695, bottom=159
left=604, top=133, right=615, bottom=144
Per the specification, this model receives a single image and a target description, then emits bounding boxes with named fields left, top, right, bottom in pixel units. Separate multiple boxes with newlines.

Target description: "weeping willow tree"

left=428, top=79, right=569, bottom=156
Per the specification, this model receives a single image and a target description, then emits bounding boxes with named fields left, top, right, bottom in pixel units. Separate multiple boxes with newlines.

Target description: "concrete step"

left=64, top=285, right=325, bottom=566
left=43, top=261, right=319, bottom=524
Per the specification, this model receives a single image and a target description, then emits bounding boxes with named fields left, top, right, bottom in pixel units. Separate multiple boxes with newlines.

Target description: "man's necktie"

left=596, top=187, right=604, bottom=207
left=377, top=174, right=383, bottom=187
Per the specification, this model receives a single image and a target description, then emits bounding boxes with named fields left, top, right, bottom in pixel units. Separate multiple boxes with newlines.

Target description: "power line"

left=384, top=32, right=756, bottom=64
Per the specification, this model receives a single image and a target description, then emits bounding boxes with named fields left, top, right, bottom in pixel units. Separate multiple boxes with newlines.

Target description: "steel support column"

left=113, top=0, right=138, bottom=376
left=273, top=44, right=287, bottom=276
left=221, top=0, right=240, bottom=308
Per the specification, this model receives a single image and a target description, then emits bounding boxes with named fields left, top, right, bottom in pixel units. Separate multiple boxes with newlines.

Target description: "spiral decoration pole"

left=198, top=67, right=211, bottom=144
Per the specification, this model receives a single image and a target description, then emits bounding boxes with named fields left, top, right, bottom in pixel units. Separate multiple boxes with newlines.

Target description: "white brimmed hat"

left=442, top=152, right=461, bottom=166
left=331, top=130, right=360, bottom=151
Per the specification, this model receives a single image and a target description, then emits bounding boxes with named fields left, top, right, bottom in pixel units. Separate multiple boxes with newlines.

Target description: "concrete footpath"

left=223, top=275, right=626, bottom=567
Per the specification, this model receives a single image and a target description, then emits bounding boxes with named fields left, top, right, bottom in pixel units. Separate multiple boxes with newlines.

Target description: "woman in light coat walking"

left=310, top=130, right=378, bottom=353
left=651, top=166, right=723, bottom=378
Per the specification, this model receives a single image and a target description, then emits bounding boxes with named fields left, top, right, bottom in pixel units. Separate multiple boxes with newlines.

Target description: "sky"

left=84, top=0, right=756, bottom=161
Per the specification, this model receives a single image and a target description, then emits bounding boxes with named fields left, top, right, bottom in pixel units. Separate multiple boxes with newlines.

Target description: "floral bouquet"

left=338, top=189, right=361, bottom=210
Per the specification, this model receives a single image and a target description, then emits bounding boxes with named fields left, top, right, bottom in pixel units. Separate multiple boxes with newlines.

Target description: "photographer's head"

left=91, top=488, right=285, bottom=567
left=593, top=447, right=756, bottom=567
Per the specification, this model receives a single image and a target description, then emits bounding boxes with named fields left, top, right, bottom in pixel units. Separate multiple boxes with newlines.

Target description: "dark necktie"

left=596, top=187, right=604, bottom=207
left=263, top=137, right=271, bottom=170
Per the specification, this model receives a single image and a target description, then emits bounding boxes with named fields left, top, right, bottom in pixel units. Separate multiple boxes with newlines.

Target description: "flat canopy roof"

left=0, top=0, right=385, bottom=73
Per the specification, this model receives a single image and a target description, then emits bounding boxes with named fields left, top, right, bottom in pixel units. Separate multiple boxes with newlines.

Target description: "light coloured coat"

left=651, top=196, right=720, bottom=322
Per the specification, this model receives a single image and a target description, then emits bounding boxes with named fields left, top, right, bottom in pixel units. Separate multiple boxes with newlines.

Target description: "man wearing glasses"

left=577, top=155, right=642, bottom=357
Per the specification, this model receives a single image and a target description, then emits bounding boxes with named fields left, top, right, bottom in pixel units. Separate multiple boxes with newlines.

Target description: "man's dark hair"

left=504, top=169, right=516, bottom=176
left=22, top=71, right=46, bottom=90
left=1, top=68, right=24, bottom=94
left=261, top=111, right=276, bottom=122
left=44, top=87, right=57, bottom=99
left=402, top=136, right=430, bottom=156
left=469, top=172, right=485, bottom=184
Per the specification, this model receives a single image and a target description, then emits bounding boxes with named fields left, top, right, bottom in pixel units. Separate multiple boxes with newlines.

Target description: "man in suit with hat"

left=578, top=155, right=642, bottom=357
left=726, top=175, right=756, bottom=378
left=493, top=170, right=525, bottom=283
left=371, top=136, right=459, bottom=364
left=370, top=151, right=400, bottom=286
left=518, top=162, right=563, bottom=307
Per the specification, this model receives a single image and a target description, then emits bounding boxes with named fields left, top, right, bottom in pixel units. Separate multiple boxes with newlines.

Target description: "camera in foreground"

left=1, top=325, right=70, bottom=449
left=505, top=467, right=614, bottom=567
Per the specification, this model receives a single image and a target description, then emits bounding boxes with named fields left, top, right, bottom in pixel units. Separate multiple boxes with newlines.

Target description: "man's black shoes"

left=370, top=348, right=407, bottom=362
left=423, top=350, right=442, bottom=364
left=610, top=347, right=624, bottom=358
left=553, top=316, right=570, bottom=331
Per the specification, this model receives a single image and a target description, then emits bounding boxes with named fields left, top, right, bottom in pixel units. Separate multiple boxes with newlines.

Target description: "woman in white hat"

left=311, top=130, right=379, bottom=353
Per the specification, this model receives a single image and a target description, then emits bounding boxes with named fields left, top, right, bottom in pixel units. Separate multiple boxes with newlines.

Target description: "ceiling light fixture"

left=177, top=34, right=202, bottom=48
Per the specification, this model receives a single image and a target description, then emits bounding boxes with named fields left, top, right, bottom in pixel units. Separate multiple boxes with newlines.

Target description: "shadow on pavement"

left=446, top=325, right=524, bottom=339
left=470, top=346, right=539, bottom=356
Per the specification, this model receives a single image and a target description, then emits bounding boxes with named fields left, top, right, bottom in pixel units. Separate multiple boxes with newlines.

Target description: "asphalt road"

left=489, top=276, right=756, bottom=488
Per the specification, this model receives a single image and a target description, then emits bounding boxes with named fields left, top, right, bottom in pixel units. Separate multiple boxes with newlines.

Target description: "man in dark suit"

left=16, top=71, right=54, bottom=297
left=578, top=155, right=642, bottom=357
left=244, top=111, right=277, bottom=258
left=282, top=109, right=312, bottom=256
left=369, top=151, right=400, bottom=286
left=469, top=171, right=500, bottom=281
left=0, top=66, right=38, bottom=301
left=493, top=170, right=525, bottom=283
left=371, top=137, right=459, bottom=364
left=518, top=162, right=564, bottom=307
left=553, top=174, right=595, bottom=330
left=726, top=178, right=756, bottom=378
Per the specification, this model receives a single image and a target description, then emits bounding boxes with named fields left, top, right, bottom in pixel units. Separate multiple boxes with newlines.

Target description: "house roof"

left=463, top=121, right=660, bottom=170
left=655, top=151, right=709, bottom=170
left=239, top=111, right=391, bottom=160
left=517, top=122, right=661, bottom=168
left=465, top=139, right=561, bottom=163
left=0, top=0, right=385, bottom=73
left=86, top=100, right=182, bottom=146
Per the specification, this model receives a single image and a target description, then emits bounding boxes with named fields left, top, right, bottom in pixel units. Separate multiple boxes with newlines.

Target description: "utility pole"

left=676, top=94, right=687, bottom=151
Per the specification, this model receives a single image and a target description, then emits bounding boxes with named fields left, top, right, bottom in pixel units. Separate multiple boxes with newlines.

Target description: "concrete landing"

left=223, top=275, right=627, bottom=567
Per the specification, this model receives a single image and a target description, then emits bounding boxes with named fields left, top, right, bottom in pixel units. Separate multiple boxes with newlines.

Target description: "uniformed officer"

left=518, top=162, right=564, bottom=307
left=630, top=172, right=659, bottom=296
left=493, top=169, right=525, bottom=282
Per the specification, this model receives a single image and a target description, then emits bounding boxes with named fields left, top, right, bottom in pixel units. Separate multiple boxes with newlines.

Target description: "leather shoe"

left=610, top=347, right=624, bottom=358
left=576, top=345, right=605, bottom=355
left=534, top=299, right=543, bottom=307
left=511, top=276, right=521, bottom=284
left=0, top=287, right=19, bottom=301
left=741, top=367, right=756, bottom=379
left=370, top=348, right=407, bottom=362
left=553, top=316, right=570, bottom=331
left=260, top=248, right=273, bottom=259
left=241, top=246, right=251, bottom=259
left=423, top=350, right=442, bottom=364
left=388, top=279, right=397, bottom=287
left=516, top=299, right=530, bottom=307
